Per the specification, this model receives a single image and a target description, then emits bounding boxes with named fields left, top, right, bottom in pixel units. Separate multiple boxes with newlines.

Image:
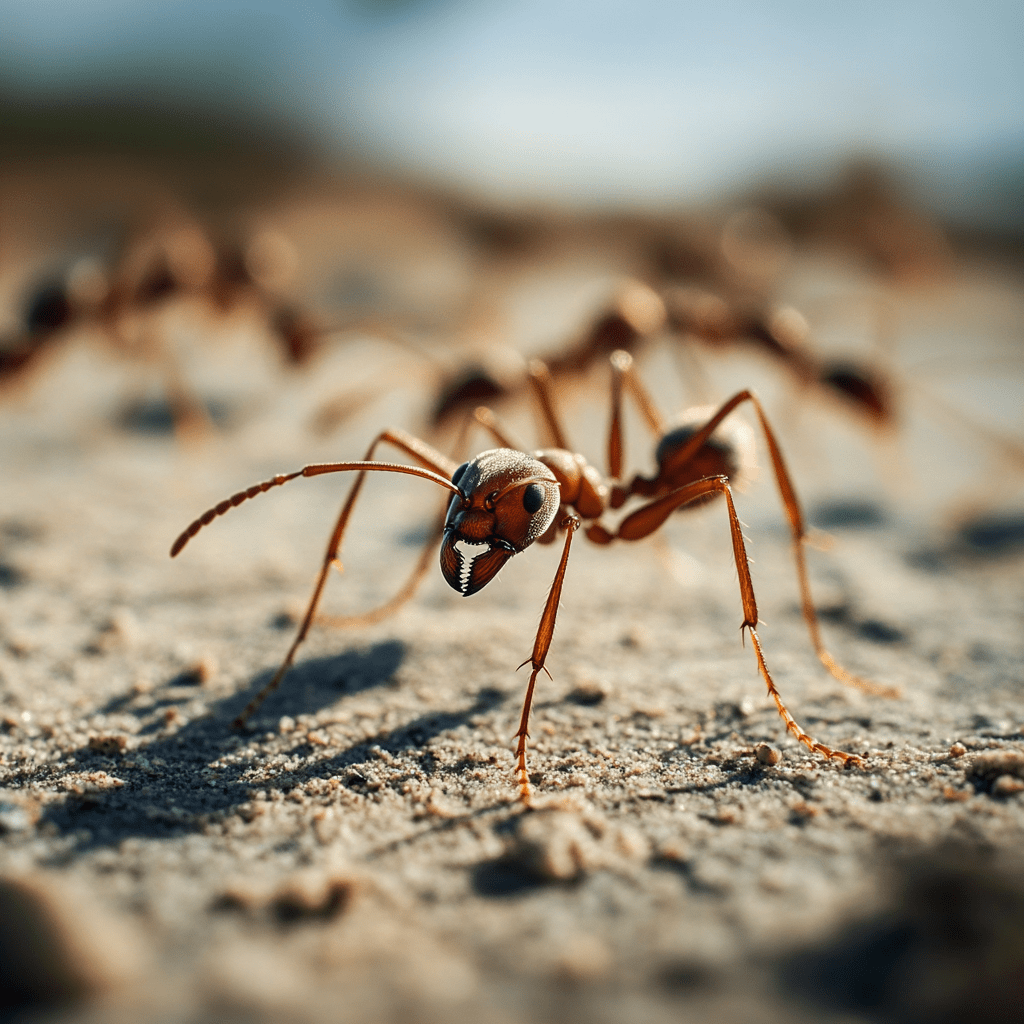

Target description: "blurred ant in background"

left=423, top=275, right=895, bottom=441
left=0, top=215, right=354, bottom=438
left=421, top=161, right=956, bottom=441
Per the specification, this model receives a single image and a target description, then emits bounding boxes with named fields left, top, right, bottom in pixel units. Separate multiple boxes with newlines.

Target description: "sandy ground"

left=1, top=234, right=1024, bottom=1024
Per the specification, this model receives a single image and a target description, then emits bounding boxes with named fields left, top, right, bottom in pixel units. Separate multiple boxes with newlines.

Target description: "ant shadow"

left=36, top=639, right=507, bottom=855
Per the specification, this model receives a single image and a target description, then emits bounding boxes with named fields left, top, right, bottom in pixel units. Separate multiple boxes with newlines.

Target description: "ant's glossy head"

left=441, top=449, right=560, bottom=596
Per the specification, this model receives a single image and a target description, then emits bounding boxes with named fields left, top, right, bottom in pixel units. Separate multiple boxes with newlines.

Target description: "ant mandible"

left=172, top=350, right=894, bottom=801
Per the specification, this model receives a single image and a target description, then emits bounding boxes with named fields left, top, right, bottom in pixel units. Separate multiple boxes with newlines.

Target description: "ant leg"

left=656, top=389, right=897, bottom=698
left=316, top=509, right=447, bottom=630
left=308, top=388, right=387, bottom=437
left=159, top=347, right=212, bottom=444
left=307, top=326, right=445, bottom=436
left=311, top=395, right=519, bottom=631
left=472, top=405, right=528, bottom=451
left=527, top=359, right=571, bottom=451
left=123, top=318, right=212, bottom=443
left=514, top=514, right=580, bottom=803
left=607, top=349, right=665, bottom=503
left=668, top=331, right=715, bottom=407
left=171, top=429, right=459, bottom=729
left=594, top=476, right=864, bottom=766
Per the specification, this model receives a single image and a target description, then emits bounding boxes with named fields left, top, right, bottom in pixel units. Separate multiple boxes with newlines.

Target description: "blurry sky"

left=2, top=0, right=1022, bottom=222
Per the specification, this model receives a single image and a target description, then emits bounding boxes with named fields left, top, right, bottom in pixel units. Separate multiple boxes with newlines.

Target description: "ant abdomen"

left=819, top=361, right=894, bottom=427
left=651, top=406, right=757, bottom=500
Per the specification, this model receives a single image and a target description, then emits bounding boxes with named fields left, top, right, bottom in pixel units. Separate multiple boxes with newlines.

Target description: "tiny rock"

left=967, top=750, right=1024, bottom=784
left=178, top=656, right=218, bottom=686
left=88, top=734, right=128, bottom=756
left=509, top=810, right=602, bottom=882
left=90, top=609, right=140, bottom=653
left=992, top=774, right=1024, bottom=797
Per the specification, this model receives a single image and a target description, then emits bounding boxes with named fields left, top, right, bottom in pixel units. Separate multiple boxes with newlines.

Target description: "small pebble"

left=789, top=800, right=818, bottom=821
left=178, top=656, right=218, bottom=686
left=566, top=680, right=608, bottom=706
left=992, top=774, right=1024, bottom=796
left=755, top=743, right=781, bottom=766
left=88, top=735, right=128, bottom=756
left=949, top=742, right=967, bottom=758
left=619, top=624, right=651, bottom=649
left=654, top=837, right=691, bottom=863
left=88, top=609, right=140, bottom=653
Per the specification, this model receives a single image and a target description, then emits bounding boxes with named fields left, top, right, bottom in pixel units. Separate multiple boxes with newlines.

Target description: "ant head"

left=441, top=449, right=560, bottom=596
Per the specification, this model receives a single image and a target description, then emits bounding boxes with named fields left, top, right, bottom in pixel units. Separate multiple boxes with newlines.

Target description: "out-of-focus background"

left=2, top=4, right=1024, bottom=1024
left=2, top=0, right=1022, bottom=509
left=3, top=0, right=1022, bottom=219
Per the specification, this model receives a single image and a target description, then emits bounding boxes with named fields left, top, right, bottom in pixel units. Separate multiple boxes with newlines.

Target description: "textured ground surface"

left=1, top=232, right=1024, bottom=1023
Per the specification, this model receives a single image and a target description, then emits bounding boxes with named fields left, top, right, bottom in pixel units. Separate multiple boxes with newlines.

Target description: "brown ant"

left=419, top=200, right=903, bottom=433
left=172, top=349, right=895, bottom=801
left=424, top=278, right=895, bottom=438
left=0, top=219, right=364, bottom=436
left=1, top=224, right=234, bottom=436
left=658, top=285, right=895, bottom=428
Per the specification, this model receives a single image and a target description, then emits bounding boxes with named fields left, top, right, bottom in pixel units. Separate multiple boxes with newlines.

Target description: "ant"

left=1, top=224, right=228, bottom=436
left=425, top=278, right=894, bottom=438
left=0, top=219, right=364, bottom=437
left=658, top=285, right=894, bottom=428
left=172, top=349, right=895, bottom=801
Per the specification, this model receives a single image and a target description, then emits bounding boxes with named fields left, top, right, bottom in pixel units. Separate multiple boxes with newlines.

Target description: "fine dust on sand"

left=2, top=236, right=1024, bottom=1023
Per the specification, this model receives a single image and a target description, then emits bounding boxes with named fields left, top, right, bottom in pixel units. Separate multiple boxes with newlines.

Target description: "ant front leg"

left=238, top=428, right=457, bottom=727
left=590, top=477, right=864, bottom=767
left=316, top=400, right=537, bottom=633
left=172, top=429, right=459, bottom=729
left=514, top=514, right=580, bottom=804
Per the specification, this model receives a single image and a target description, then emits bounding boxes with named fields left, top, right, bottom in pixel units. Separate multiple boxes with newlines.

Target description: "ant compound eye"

left=522, top=483, right=545, bottom=515
left=451, top=462, right=470, bottom=488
